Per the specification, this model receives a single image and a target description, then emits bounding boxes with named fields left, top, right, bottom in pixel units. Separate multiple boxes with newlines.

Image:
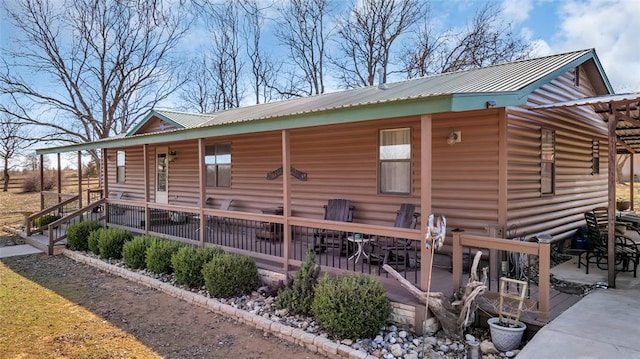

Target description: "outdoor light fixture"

left=447, top=130, right=461, bottom=145
left=486, top=100, right=496, bottom=108
left=168, top=150, right=178, bottom=162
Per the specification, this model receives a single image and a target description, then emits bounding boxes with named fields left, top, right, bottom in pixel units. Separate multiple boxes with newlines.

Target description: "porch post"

left=143, top=144, right=150, bottom=234
left=282, top=130, right=291, bottom=270
left=77, top=151, right=83, bottom=208
left=630, top=153, right=635, bottom=210
left=39, top=154, right=44, bottom=210
left=607, top=107, right=616, bottom=286
left=57, top=152, right=62, bottom=204
left=420, top=115, right=433, bottom=290
left=197, top=139, right=205, bottom=244
left=102, top=149, right=109, bottom=226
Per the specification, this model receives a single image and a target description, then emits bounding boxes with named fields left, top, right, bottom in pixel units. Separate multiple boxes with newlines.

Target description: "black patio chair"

left=369, top=203, right=420, bottom=268
left=580, top=210, right=639, bottom=277
left=312, top=198, right=354, bottom=255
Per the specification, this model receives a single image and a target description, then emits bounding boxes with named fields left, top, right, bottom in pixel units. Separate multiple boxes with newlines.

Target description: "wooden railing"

left=47, top=199, right=106, bottom=255
left=451, top=230, right=551, bottom=323
left=26, top=194, right=80, bottom=236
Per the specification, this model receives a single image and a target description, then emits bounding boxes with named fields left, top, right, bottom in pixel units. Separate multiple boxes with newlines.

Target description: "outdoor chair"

left=195, top=198, right=235, bottom=235
left=580, top=210, right=639, bottom=277
left=369, top=203, right=420, bottom=268
left=312, top=199, right=355, bottom=255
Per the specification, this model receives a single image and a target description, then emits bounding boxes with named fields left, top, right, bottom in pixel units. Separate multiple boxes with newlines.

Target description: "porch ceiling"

left=530, top=93, right=640, bottom=154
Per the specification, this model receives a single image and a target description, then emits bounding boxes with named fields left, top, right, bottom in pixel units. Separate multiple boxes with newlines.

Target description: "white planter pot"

left=487, top=317, right=527, bottom=352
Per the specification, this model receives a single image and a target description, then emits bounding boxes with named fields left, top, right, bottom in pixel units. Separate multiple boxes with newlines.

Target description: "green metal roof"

left=37, top=48, right=613, bottom=154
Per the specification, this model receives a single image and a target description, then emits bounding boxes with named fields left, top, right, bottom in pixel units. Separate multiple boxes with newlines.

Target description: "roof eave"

left=37, top=95, right=459, bottom=154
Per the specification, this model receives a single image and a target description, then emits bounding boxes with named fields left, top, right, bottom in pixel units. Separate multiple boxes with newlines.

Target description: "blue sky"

left=453, top=0, right=640, bottom=92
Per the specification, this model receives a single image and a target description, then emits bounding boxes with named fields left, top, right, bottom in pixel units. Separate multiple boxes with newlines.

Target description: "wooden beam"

left=282, top=130, right=291, bottom=270
left=607, top=108, right=617, bottom=287
left=143, top=144, right=150, bottom=234
left=77, top=151, right=82, bottom=208
left=420, top=114, right=432, bottom=290
left=39, top=154, right=44, bottom=210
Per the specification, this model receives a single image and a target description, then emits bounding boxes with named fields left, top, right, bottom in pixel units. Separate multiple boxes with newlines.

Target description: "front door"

left=155, top=147, right=168, bottom=204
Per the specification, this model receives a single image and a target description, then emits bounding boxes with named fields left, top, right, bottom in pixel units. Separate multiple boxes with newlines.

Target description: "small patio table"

left=347, top=235, right=372, bottom=263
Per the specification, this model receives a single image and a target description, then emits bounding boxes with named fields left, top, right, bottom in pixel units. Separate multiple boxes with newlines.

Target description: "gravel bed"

left=85, top=251, right=527, bottom=359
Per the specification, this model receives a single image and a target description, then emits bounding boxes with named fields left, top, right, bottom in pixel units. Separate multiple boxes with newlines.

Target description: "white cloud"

left=502, top=0, right=533, bottom=23
left=551, top=0, right=640, bottom=92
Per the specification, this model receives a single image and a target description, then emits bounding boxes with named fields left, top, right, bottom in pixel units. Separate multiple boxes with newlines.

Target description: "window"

left=116, top=150, right=125, bottom=183
left=541, top=129, right=555, bottom=195
left=592, top=139, right=600, bottom=175
left=379, top=128, right=411, bottom=194
left=205, top=144, right=231, bottom=187
left=573, top=66, right=580, bottom=87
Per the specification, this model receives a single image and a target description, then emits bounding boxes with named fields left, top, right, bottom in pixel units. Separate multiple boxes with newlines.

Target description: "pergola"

left=532, top=92, right=640, bottom=287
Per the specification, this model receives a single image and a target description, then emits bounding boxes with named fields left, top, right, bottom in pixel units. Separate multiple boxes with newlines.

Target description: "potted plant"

left=616, top=197, right=630, bottom=211
left=487, top=277, right=528, bottom=352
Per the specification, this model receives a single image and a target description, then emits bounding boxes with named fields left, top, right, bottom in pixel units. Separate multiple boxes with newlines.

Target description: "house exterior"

left=36, top=48, right=617, bottom=292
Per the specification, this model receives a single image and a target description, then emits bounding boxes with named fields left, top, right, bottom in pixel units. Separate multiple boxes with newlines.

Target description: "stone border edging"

left=62, top=249, right=374, bottom=359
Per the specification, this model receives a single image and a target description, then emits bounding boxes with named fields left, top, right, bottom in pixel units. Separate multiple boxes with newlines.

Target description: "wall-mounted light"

left=447, top=130, right=461, bottom=145
left=486, top=100, right=496, bottom=108
left=168, top=150, right=178, bottom=162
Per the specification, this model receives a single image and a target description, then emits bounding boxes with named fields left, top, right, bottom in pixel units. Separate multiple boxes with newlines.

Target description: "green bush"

left=171, top=246, right=224, bottom=288
left=33, top=214, right=61, bottom=228
left=145, top=239, right=183, bottom=274
left=202, top=253, right=259, bottom=298
left=122, top=235, right=159, bottom=270
left=312, top=274, right=391, bottom=339
left=87, top=228, right=103, bottom=255
left=97, top=228, right=132, bottom=259
left=66, top=220, right=103, bottom=251
left=275, top=250, right=320, bottom=316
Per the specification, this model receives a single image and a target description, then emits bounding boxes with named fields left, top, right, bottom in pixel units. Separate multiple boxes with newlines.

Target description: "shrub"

left=33, top=214, right=61, bottom=228
left=66, top=220, right=103, bottom=251
left=171, top=246, right=224, bottom=288
left=21, top=171, right=56, bottom=193
left=146, top=239, right=183, bottom=274
left=87, top=228, right=103, bottom=255
left=202, top=253, right=259, bottom=298
left=122, top=235, right=159, bottom=270
left=275, top=250, right=320, bottom=316
left=312, top=274, right=391, bottom=339
left=97, top=228, right=132, bottom=259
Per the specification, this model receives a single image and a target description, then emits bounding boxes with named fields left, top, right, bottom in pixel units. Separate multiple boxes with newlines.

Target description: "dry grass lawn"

left=0, top=190, right=41, bottom=228
left=0, top=260, right=161, bottom=358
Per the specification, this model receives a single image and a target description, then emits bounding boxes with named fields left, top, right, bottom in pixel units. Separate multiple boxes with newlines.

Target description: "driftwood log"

left=382, top=251, right=487, bottom=339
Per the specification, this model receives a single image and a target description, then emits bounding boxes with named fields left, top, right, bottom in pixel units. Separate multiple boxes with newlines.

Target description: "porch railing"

left=26, top=194, right=80, bottom=236
left=102, top=198, right=423, bottom=285
left=451, top=230, right=551, bottom=323
left=46, top=199, right=106, bottom=254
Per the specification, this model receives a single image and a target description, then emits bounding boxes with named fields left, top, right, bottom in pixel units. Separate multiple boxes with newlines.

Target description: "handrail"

left=451, top=230, right=551, bottom=323
left=26, top=194, right=80, bottom=235
left=47, top=198, right=106, bottom=255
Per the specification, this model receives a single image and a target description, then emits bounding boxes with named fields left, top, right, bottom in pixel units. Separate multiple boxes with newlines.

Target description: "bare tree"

left=274, top=0, right=333, bottom=96
left=0, top=0, right=189, bottom=159
left=402, top=3, right=530, bottom=77
left=241, top=0, right=280, bottom=104
left=0, top=113, right=36, bottom=191
left=333, top=0, right=426, bottom=88
left=180, top=54, right=221, bottom=113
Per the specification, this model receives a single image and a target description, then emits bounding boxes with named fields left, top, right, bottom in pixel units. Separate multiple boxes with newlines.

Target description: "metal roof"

left=37, top=48, right=613, bottom=154
left=187, top=49, right=602, bottom=128
left=531, top=93, right=640, bottom=154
